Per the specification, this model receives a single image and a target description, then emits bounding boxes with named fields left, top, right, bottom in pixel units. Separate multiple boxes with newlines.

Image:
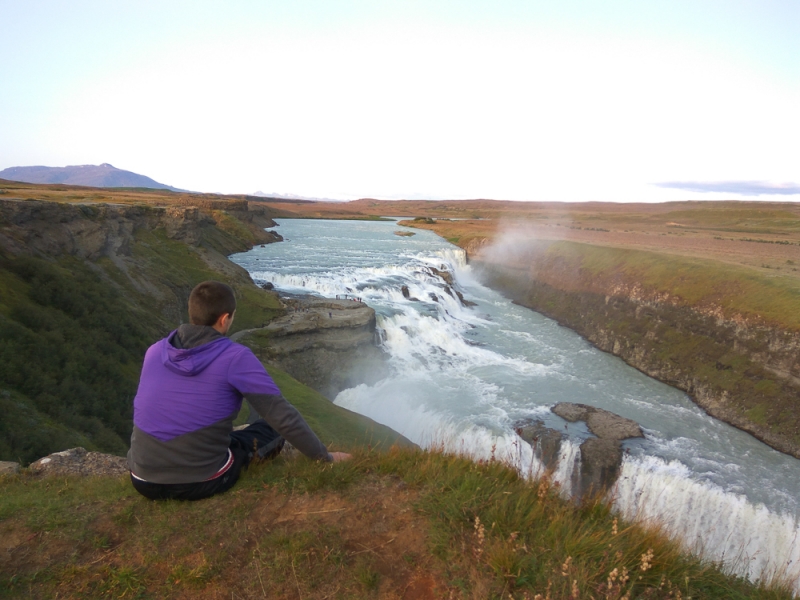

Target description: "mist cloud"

left=654, top=181, right=800, bottom=196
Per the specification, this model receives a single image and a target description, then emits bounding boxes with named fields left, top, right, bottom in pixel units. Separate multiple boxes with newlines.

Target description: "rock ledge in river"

left=517, top=403, right=643, bottom=500
left=552, top=403, right=643, bottom=440
left=235, top=296, right=389, bottom=399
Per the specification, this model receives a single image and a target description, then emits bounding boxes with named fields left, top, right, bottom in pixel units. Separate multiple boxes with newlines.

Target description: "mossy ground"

left=0, top=206, right=283, bottom=464
left=1, top=447, right=792, bottom=599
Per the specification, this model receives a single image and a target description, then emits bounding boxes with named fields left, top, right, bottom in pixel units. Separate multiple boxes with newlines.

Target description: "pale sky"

left=1, top=1, right=798, bottom=201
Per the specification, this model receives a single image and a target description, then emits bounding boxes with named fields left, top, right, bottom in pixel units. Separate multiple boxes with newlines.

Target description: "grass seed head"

left=608, top=567, right=619, bottom=589
left=473, top=515, right=486, bottom=558
left=640, top=548, right=654, bottom=572
left=561, top=556, right=573, bottom=577
left=537, top=478, right=550, bottom=500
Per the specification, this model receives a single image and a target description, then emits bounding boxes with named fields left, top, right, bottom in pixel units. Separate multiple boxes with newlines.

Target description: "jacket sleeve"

left=245, top=392, right=332, bottom=461
left=227, top=346, right=332, bottom=461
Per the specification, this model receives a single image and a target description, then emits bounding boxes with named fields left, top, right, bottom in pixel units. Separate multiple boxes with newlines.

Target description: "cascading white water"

left=613, top=455, right=800, bottom=585
left=231, top=218, right=800, bottom=592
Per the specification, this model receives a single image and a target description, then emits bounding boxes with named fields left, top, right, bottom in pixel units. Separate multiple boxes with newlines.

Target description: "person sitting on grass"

left=127, top=280, right=350, bottom=500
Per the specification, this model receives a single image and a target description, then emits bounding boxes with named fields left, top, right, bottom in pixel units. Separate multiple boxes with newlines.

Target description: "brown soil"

left=0, top=475, right=448, bottom=599
left=401, top=215, right=800, bottom=277
left=490, top=222, right=800, bottom=275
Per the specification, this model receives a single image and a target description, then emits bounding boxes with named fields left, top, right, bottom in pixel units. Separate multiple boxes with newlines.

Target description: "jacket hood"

left=161, top=329, right=233, bottom=376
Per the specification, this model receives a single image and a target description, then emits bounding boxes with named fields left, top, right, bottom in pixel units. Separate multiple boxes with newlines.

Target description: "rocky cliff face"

left=0, top=198, right=280, bottom=261
left=473, top=257, right=800, bottom=459
left=234, top=297, right=388, bottom=399
left=0, top=197, right=283, bottom=322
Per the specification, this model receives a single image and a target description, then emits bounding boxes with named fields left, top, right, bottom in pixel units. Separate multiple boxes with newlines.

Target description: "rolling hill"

left=0, top=163, right=185, bottom=191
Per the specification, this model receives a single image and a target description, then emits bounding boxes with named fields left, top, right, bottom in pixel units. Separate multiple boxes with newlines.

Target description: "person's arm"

left=228, top=346, right=336, bottom=461
left=245, top=391, right=332, bottom=461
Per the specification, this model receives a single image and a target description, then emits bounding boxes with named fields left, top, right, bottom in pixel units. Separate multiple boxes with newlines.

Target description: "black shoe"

left=257, top=437, right=285, bottom=461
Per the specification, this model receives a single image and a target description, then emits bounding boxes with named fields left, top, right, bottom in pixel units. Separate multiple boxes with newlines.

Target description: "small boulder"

left=28, top=447, right=128, bottom=477
left=0, top=461, right=20, bottom=475
left=456, top=290, right=477, bottom=307
left=516, top=404, right=644, bottom=501
left=400, top=286, right=419, bottom=301
left=552, top=403, right=642, bottom=499
left=260, top=281, right=274, bottom=290
left=428, top=267, right=454, bottom=286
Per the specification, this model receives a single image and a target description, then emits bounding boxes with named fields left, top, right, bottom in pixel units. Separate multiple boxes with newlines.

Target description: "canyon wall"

left=0, top=197, right=283, bottom=324
left=0, top=197, right=280, bottom=260
left=471, top=251, right=800, bottom=458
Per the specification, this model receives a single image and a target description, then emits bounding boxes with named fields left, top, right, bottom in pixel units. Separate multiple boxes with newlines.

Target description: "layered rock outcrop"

left=0, top=197, right=283, bottom=326
left=233, top=297, right=388, bottom=399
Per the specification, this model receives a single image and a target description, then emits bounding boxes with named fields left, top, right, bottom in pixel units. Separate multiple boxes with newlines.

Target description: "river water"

left=231, top=218, right=800, bottom=590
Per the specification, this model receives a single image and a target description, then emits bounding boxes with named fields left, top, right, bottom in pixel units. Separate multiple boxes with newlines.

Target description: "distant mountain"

left=252, top=191, right=347, bottom=203
left=0, top=163, right=186, bottom=192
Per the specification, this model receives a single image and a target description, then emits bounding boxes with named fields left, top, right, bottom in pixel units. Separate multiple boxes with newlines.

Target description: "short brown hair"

left=188, top=281, right=236, bottom=326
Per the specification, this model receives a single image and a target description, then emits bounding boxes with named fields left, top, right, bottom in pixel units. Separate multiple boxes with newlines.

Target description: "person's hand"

left=329, top=452, right=352, bottom=462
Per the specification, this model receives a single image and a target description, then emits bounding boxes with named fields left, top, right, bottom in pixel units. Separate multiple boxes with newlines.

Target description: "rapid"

left=231, top=218, right=800, bottom=590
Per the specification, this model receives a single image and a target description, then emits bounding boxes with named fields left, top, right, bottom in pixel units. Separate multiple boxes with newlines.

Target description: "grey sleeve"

left=244, top=392, right=332, bottom=461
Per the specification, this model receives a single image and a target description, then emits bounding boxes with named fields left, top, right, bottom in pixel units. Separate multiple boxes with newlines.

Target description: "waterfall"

left=232, top=218, right=800, bottom=593
left=612, top=454, right=800, bottom=586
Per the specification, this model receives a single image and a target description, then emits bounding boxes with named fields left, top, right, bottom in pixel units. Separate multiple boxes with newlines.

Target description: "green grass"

left=130, top=227, right=284, bottom=332
left=0, top=448, right=793, bottom=599
left=210, top=209, right=259, bottom=245
left=231, top=284, right=284, bottom=332
left=0, top=253, right=155, bottom=463
left=541, top=241, right=800, bottom=330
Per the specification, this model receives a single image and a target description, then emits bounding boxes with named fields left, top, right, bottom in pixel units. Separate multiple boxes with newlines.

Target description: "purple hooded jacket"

left=128, top=325, right=330, bottom=484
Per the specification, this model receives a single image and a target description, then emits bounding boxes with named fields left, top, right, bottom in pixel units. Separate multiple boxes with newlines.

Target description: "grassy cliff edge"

left=2, top=446, right=792, bottom=598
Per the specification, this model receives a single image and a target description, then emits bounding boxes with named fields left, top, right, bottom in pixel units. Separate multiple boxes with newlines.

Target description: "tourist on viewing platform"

left=127, top=281, right=351, bottom=501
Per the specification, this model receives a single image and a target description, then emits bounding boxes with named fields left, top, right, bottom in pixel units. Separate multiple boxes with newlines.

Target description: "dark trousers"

left=131, top=420, right=284, bottom=501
